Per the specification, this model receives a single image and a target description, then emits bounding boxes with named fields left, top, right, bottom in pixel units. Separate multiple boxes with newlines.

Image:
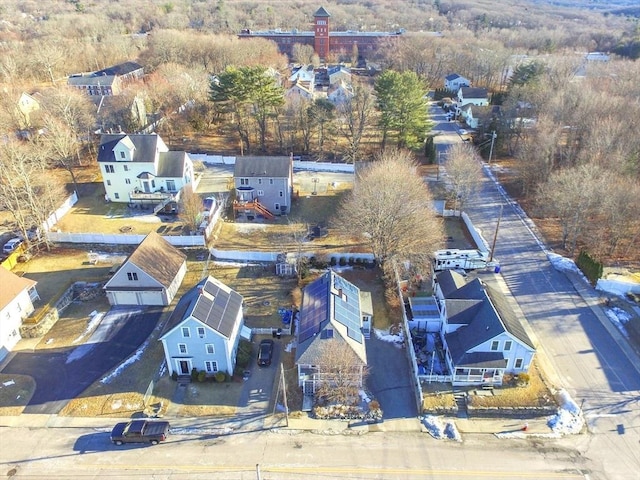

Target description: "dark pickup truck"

left=110, top=420, right=170, bottom=445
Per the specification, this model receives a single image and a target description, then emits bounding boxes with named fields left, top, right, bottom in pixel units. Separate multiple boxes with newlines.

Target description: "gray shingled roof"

left=68, top=75, right=116, bottom=87
left=435, top=270, right=469, bottom=297
left=234, top=156, right=291, bottom=178
left=295, top=271, right=367, bottom=366
left=97, top=61, right=143, bottom=77
left=460, top=87, right=489, bottom=98
left=157, top=152, right=188, bottom=178
left=97, top=134, right=160, bottom=163
left=445, top=73, right=461, bottom=81
left=314, top=6, right=331, bottom=17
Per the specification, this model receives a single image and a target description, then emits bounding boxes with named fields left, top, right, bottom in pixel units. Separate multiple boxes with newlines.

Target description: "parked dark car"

left=257, top=339, right=274, bottom=367
left=110, top=420, right=170, bottom=445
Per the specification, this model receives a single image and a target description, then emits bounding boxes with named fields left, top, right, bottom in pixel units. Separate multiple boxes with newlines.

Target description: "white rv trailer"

left=433, top=249, right=492, bottom=271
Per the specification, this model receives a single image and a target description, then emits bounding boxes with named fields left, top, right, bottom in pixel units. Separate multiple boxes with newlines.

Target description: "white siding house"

left=160, top=276, right=248, bottom=376
left=433, top=270, right=535, bottom=386
left=0, top=268, right=39, bottom=361
left=98, top=133, right=194, bottom=205
left=444, top=73, right=470, bottom=92
left=104, top=232, right=187, bottom=306
left=457, top=87, right=490, bottom=107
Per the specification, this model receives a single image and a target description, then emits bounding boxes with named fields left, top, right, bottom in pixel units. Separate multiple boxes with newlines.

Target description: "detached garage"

left=104, top=232, right=187, bottom=306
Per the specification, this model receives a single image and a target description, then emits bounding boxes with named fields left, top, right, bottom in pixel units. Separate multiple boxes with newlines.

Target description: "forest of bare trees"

left=0, top=0, right=638, bottom=264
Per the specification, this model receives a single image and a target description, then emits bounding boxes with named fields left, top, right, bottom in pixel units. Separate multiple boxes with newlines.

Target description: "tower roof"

left=314, top=6, right=331, bottom=17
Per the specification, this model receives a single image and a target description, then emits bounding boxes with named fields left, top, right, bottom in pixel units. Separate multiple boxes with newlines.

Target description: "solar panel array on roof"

left=331, top=274, right=362, bottom=343
left=298, top=274, right=329, bottom=343
left=189, top=278, right=243, bottom=338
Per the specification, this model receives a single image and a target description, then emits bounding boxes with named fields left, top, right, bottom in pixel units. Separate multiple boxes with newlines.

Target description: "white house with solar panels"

left=160, top=276, right=251, bottom=377
left=295, top=271, right=370, bottom=405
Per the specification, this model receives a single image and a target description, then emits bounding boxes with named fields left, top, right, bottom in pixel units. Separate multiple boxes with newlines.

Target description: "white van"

left=2, top=238, right=23, bottom=254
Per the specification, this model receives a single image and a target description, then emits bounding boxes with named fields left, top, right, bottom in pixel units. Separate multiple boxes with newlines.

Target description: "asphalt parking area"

left=1, top=306, right=161, bottom=414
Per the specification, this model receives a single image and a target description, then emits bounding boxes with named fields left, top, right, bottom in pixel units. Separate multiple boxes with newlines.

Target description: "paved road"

left=0, top=424, right=592, bottom=480
left=429, top=103, right=640, bottom=479
left=2, top=307, right=161, bottom=414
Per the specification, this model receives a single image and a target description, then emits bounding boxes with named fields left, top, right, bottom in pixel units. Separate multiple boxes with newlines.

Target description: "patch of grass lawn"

left=0, top=374, right=35, bottom=415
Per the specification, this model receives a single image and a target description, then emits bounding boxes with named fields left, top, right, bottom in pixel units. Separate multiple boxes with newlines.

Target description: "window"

left=258, top=179, right=262, bottom=185
left=120, top=151, right=125, bottom=159
left=269, top=178, right=274, bottom=185
left=240, top=178, right=249, bottom=185
left=257, top=190, right=264, bottom=196
left=205, top=361, right=218, bottom=373
left=114, top=193, right=120, bottom=199
left=197, top=327, right=205, bottom=338
left=178, top=344, right=187, bottom=354
left=181, top=327, right=190, bottom=338
left=504, top=340, right=512, bottom=351
left=206, top=344, right=215, bottom=354
left=151, top=180, right=156, bottom=188
left=105, top=165, right=114, bottom=173
left=125, top=178, right=131, bottom=184
left=127, top=272, right=138, bottom=281
left=490, top=340, right=499, bottom=351
left=123, top=165, right=129, bottom=171
left=166, top=180, right=175, bottom=191
left=279, top=191, right=283, bottom=197
left=515, top=358, right=523, bottom=369
left=106, top=180, right=111, bottom=186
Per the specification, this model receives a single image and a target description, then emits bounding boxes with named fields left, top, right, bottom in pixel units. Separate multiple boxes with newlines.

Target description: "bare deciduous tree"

left=338, top=81, right=375, bottom=163
left=333, top=149, right=443, bottom=279
left=444, top=143, right=483, bottom=213
left=314, top=338, right=368, bottom=406
left=178, top=185, right=203, bottom=234
left=535, top=163, right=606, bottom=255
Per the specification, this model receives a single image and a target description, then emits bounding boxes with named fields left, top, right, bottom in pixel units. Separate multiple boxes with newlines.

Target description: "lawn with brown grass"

left=0, top=374, right=35, bottom=416
left=467, top=362, right=556, bottom=409
left=168, top=379, right=243, bottom=417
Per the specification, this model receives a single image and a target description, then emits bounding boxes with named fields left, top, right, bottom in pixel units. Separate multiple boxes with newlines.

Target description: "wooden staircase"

left=233, top=199, right=275, bottom=220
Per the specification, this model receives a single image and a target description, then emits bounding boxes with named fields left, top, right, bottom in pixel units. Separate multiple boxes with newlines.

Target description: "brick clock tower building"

left=313, top=7, right=331, bottom=60
left=238, top=6, right=403, bottom=62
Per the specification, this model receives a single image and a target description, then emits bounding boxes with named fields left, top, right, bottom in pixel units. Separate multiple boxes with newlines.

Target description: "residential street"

left=428, top=102, right=640, bottom=480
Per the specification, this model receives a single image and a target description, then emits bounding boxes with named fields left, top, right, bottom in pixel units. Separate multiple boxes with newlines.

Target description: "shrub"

left=236, top=339, right=252, bottom=368
left=197, top=370, right=207, bottom=382
left=516, top=373, right=530, bottom=387
left=191, top=367, right=199, bottom=380
left=171, top=371, right=178, bottom=381
left=339, top=257, right=347, bottom=266
left=330, top=257, right=337, bottom=266
left=215, top=371, right=226, bottom=383
left=348, top=257, right=354, bottom=265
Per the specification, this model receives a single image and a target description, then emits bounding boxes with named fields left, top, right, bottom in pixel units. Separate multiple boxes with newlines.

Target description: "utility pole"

left=488, top=130, right=497, bottom=164
left=489, top=205, right=503, bottom=263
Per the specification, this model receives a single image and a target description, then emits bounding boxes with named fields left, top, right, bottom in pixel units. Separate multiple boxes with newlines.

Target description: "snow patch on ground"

left=235, top=223, right=267, bottom=234
left=170, top=427, right=234, bottom=435
left=284, top=339, right=296, bottom=353
left=72, top=311, right=106, bottom=344
left=605, top=307, right=631, bottom=338
left=421, top=415, right=461, bottom=441
left=2, top=380, right=15, bottom=387
left=547, top=389, right=584, bottom=435
left=100, top=339, right=149, bottom=384
left=374, top=328, right=404, bottom=347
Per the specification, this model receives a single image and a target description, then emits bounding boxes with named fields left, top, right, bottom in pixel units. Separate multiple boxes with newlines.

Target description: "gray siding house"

left=295, top=271, right=368, bottom=399
left=104, top=232, right=187, bottom=306
left=160, top=276, right=250, bottom=376
left=233, top=156, right=293, bottom=219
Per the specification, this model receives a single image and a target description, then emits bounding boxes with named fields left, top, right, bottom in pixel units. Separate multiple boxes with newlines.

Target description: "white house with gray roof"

left=433, top=270, right=535, bottom=386
left=295, top=271, right=368, bottom=399
left=68, top=61, right=144, bottom=96
left=98, top=133, right=193, bottom=206
left=160, top=276, right=249, bottom=377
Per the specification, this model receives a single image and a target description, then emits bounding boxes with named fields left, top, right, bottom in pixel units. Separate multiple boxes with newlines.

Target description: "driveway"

left=1, top=306, right=161, bottom=414
left=365, top=334, right=418, bottom=419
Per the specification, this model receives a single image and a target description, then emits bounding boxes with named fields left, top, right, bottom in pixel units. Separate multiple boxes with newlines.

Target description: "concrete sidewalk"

left=0, top=412, right=555, bottom=437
